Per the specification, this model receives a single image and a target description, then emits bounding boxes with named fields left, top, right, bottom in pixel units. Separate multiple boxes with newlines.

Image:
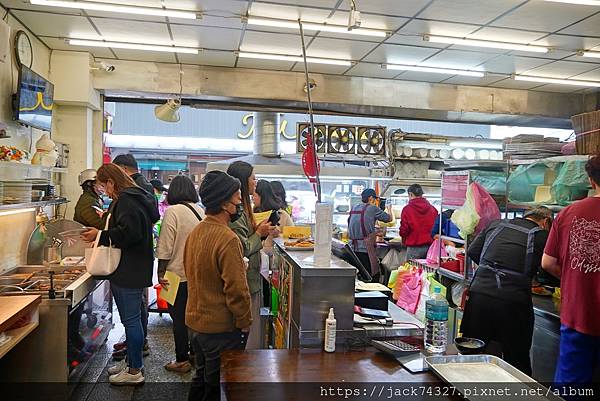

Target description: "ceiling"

left=2, top=0, right=600, bottom=94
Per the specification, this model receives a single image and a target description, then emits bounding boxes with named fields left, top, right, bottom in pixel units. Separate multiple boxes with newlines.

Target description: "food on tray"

left=284, top=239, right=315, bottom=248
left=0, top=145, right=27, bottom=161
left=434, top=362, right=521, bottom=383
left=532, top=286, right=553, bottom=296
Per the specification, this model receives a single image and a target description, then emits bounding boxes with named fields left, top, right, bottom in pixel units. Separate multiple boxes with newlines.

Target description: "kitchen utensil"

left=454, top=337, right=486, bottom=355
left=44, top=246, right=62, bottom=265
left=48, top=270, right=56, bottom=299
left=20, top=272, right=35, bottom=285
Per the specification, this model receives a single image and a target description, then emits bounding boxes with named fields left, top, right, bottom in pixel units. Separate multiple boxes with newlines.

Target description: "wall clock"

left=14, top=30, right=33, bottom=69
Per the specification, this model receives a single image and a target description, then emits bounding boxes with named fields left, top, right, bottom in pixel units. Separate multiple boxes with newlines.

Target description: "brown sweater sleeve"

left=219, top=237, right=253, bottom=329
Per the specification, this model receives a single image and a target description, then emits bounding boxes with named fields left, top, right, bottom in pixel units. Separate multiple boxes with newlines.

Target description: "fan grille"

left=327, top=125, right=356, bottom=154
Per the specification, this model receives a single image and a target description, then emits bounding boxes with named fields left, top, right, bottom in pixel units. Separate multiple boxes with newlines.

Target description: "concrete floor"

left=70, top=310, right=193, bottom=401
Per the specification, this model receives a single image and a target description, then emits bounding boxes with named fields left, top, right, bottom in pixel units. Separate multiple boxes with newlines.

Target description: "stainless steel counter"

left=0, top=265, right=112, bottom=382
left=532, top=294, right=560, bottom=321
left=273, top=239, right=356, bottom=349
left=272, top=240, right=423, bottom=349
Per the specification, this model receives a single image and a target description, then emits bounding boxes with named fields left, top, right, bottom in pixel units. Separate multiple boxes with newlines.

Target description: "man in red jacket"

left=400, top=184, right=438, bottom=261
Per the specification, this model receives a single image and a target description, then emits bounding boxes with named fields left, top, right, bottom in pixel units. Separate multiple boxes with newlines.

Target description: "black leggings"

left=167, top=281, right=190, bottom=362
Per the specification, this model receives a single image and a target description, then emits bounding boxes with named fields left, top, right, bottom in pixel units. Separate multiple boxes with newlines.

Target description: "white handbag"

left=85, top=213, right=121, bottom=277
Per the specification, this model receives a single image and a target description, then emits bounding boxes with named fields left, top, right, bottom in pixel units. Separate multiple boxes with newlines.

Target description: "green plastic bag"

left=552, top=160, right=590, bottom=205
left=451, top=185, right=480, bottom=239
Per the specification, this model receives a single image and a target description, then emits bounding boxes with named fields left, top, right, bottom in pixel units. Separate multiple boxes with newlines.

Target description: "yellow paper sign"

left=161, top=271, right=181, bottom=306
left=254, top=211, right=271, bottom=224
left=282, top=226, right=311, bottom=239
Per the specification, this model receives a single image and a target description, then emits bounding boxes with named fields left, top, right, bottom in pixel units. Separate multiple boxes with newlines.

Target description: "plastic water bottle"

left=424, top=286, right=449, bottom=353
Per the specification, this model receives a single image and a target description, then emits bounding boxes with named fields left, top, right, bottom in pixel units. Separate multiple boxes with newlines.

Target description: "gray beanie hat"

left=199, top=171, right=240, bottom=210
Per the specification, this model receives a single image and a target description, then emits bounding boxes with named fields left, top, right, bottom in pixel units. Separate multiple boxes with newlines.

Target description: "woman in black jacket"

left=82, top=163, right=159, bottom=386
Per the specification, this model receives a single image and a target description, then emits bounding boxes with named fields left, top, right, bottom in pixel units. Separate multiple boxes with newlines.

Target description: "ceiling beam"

left=94, top=59, right=598, bottom=129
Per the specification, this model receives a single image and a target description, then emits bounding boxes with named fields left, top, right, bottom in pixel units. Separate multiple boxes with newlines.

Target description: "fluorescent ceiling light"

left=579, top=51, right=600, bottom=58
left=30, top=0, right=198, bottom=19
left=424, top=35, right=549, bottom=53
left=246, top=16, right=388, bottom=37
left=383, top=63, right=484, bottom=77
left=0, top=208, right=36, bottom=217
left=66, top=38, right=198, bottom=54
left=544, top=0, right=600, bottom=5
left=238, top=52, right=352, bottom=66
left=513, top=75, right=600, bottom=88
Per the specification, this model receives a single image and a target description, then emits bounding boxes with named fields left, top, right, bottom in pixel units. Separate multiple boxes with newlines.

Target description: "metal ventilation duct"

left=253, top=112, right=280, bottom=157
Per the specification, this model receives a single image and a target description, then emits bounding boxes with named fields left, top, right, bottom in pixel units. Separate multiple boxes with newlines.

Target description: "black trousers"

left=461, top=292, right=534, bottom=376
left=167, top=281, right=190, bottom=362
left=188, top=330, right=247, bottom=401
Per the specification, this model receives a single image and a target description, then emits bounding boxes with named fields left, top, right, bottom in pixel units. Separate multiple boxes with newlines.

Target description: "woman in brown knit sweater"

left=184, top=170, right=252, bottom=401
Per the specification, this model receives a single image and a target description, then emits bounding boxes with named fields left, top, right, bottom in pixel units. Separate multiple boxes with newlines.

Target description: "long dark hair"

left=254, top=180, right=282, bottom=212
left=97, top=163, right=137, bottom=200
left=271, top=181, right=288, bottom=209
left=226, top=161, right=256, bottom=227
left=166, top=175, right=199, bottom=205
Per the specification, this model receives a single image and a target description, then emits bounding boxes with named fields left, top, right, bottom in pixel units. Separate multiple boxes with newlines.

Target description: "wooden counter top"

left=0, top=295, right=41, bottom=359
left=221, top=349, right=459, bottom=401
left=0, top=295, right=41, bottom=332
left=222, top=348, right=439, bottom=382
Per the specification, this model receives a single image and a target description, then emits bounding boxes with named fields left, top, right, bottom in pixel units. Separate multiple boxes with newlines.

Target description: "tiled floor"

left=71, top=311, right=193, bottom=401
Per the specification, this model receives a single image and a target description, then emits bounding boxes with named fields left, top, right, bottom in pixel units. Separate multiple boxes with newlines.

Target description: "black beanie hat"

left=200, top=171, right=241, bottom=210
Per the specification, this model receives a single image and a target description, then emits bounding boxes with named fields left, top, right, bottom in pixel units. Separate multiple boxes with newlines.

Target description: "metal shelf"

left=437, top=267, right=469, bottom=283
left=0, top=198, right=69, bottom=211
left=507, top=202, right=565, bottom=213
left=409, top=259, right=470, bottom=283
left=393, top=157, right=447, bottom=163
left=441, top=235, right=465, bottom=245
left=0, top=161, right=67, bottom=173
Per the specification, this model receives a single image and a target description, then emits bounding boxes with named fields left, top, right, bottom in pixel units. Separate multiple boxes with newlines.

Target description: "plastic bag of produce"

left=451, top=185, right=480, bottom=239
left=471, top=183, right=501, bottom=236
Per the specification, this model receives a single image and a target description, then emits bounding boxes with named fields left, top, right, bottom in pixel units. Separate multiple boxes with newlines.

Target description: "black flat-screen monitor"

left=331, top=238, right=372, bottom=282
left=14, top=65, right=54, bottom=131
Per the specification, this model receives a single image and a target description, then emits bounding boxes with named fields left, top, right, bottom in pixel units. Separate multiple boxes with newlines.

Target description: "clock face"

left=15, top=31, right=33, bottom=68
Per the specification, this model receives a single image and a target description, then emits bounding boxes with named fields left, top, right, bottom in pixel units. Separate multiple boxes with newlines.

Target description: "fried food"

left=284, top=239, right=315, bottom=248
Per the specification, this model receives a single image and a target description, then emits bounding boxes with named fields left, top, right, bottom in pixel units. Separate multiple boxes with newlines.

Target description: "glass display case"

left=258, top=174, right=441, bottom=240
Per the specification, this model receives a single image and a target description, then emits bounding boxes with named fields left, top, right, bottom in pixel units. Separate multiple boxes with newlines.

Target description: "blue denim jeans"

left=555, top=325, right=600, bottom=388
left=111, top=283, right=144, bottom=369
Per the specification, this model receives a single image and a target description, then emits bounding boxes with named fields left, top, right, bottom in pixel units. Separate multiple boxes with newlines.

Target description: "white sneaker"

left=107, top=359, right=127, bottom=376
left=109, top=369, right=145, bottom=386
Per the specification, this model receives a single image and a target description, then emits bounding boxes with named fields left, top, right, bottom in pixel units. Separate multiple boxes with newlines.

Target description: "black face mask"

left=229, top=202, right=244, bottom=223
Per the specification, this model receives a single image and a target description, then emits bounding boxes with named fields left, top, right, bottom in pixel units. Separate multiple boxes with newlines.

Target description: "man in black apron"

left=460, top=206, right=553, bottom=376
left=348, top=189, right=392, bottom=282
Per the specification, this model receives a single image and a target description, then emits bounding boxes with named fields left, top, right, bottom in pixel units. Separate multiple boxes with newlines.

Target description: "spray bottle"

left=324, top=308, right=336, bottom=352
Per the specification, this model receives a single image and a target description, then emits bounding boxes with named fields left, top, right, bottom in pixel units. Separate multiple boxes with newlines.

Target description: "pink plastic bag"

left=396, top=270, right=422, bottom=314
left=426, top=239, right=448, bottom=264
left=471, top=182, right=501, bottom=236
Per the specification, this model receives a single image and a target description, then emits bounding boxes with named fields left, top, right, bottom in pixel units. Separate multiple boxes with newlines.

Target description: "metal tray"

left=425, top=355, right=563, bottom=401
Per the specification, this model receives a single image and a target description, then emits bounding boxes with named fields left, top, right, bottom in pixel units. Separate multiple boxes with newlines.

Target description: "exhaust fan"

left=327, top=125, right=356, bottom=154
left=357, top=127, right=386, bottom=155
left=296, top=123, right=327, bottom=153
